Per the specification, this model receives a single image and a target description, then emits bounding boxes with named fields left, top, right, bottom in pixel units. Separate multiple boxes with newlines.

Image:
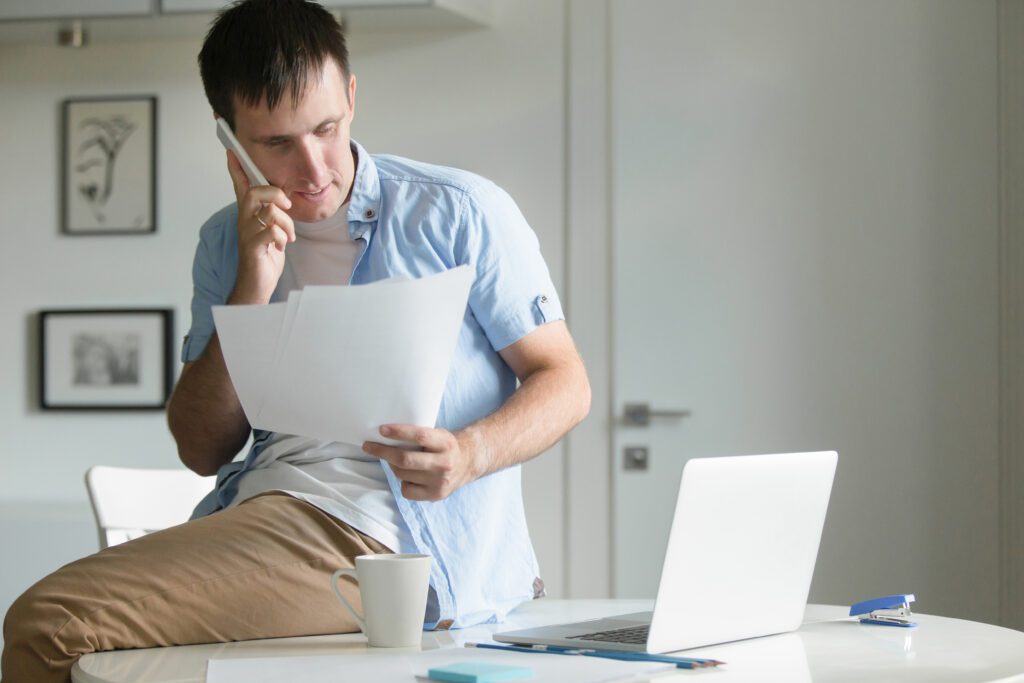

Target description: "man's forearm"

left=166, top=334, right=251, bottom=476
left=457, top=361, right=591, bottom=478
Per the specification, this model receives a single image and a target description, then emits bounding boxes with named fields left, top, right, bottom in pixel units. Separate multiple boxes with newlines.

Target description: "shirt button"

left=364, top=208, right=376, bottom=220
left=540, top=295, right=548, bottom=303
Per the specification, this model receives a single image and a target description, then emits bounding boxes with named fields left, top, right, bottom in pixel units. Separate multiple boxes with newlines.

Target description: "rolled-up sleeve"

left=457, top=182, right=564, bottom=352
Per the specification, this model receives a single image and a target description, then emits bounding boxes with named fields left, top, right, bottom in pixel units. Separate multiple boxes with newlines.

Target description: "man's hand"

left=225, top=150, right=296, bottom=305
left=363, top=424, right=488, bottom=501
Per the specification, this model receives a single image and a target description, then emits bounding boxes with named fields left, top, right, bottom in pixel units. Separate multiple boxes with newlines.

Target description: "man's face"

left=232, top=59, right=357, bottom=223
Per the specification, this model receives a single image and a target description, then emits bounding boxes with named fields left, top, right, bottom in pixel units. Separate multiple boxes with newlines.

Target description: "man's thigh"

left=10, top=492, right=389, bottom=657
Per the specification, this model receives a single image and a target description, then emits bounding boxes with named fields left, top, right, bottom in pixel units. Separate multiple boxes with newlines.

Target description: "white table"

left=72, top=600, right=1024, bottom=682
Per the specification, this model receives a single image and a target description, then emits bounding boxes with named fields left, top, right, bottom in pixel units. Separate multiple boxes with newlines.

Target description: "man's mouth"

left=295, top=185, right=329, bottom=199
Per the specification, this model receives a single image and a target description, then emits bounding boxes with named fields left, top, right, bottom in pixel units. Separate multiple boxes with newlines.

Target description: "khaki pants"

left=1, top=492, right=391, bottom=683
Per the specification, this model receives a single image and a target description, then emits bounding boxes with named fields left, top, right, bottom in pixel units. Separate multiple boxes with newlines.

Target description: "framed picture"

left=62, top=96, right=157, bottom=235
left=39, top=309, right=173, bottom=410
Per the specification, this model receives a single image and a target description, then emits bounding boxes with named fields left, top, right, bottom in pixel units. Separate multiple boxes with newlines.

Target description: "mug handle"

left=331, top=568, right=366, bottom=633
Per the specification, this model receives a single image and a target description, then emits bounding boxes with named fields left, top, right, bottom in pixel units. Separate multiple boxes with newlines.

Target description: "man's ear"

left=348, top=73, right=357, bottom=123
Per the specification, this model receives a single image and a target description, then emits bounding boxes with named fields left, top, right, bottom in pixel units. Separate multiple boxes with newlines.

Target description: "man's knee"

left=5, top=582, right=48, bottom=652
left=2, top=572, right=96, bottom=683
left=7, top=575, right=70, bottom=640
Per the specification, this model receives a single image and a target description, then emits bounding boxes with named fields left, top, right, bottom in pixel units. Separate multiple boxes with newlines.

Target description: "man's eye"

left=317, top=125, right=337, bottom=136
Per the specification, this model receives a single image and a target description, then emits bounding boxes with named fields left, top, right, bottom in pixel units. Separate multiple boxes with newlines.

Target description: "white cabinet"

left=160, top=0, right=432, bottom=11
left=157, top=0, right=490, bottom=32
left=0, top=0, right=152, bottom=21
left=0, top=0, right=490, bottom=44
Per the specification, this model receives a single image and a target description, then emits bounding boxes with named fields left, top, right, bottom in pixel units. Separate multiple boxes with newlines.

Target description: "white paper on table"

left=205, top=645, right=672, bottom=683
left=212, top=266, right=473, bottom=445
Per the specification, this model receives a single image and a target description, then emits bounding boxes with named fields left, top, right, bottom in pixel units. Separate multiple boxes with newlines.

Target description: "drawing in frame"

left=39, top=309, right=173, bottom=410
left=62, top=95, right=157, bottom=235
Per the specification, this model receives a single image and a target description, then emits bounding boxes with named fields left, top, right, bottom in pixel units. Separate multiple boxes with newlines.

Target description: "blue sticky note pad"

left=427, top=661, right=534, bottom=683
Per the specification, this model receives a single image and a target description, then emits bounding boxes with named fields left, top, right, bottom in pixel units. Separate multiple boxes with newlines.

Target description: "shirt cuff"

left=181, top=333, right=211, bottom=363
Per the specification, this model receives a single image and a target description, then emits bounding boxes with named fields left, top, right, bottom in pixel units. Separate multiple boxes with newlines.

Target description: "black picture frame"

left=39, top=309, right=173, bottom=410
left=61, top=95, right=157, bottom=235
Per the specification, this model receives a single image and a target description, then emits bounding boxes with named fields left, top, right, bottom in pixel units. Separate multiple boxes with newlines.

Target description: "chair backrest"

left=84, top=466, right=215, bottom=549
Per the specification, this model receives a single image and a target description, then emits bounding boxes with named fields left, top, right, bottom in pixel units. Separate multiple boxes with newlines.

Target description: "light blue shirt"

left=182, top=141, right=564, bottom=628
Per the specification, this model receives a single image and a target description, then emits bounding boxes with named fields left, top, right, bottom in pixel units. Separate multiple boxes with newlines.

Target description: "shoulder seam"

left=376, top=170, right=477, bottom=196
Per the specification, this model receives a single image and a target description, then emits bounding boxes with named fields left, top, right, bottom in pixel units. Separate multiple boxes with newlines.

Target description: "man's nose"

left=295, top=139, right=330, bottom=186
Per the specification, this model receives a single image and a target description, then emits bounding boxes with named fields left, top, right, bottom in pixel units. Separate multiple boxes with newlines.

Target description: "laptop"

left=495, top=450, right=838, bottom=653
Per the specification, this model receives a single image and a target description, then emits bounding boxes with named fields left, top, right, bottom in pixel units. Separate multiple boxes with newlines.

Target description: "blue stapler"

left=849, top=594, right=918, bottom=628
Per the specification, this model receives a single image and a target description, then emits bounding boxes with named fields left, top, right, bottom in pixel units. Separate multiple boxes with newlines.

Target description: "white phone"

left=216, top=117, right=269, bottom=187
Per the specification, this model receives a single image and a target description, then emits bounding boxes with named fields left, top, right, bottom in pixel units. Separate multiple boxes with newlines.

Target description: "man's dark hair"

left=198, top=0, right=350, bottom=128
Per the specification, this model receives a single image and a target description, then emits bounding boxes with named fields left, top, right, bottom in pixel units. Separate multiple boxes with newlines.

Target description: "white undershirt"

left=228, top=203, right=413, bottom=553
left=273, top=204, right=362, bottom=293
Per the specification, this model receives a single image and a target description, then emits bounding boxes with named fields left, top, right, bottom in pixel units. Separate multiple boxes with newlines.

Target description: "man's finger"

left=269, top=225, right=289, bottom=253
left=388, top=465, right=433, bottom=486
left=263, top=204, right=296, bottom=243
left=400, top=480, right=433, bottom=502
left=227, top=154, right=293, bottom=227
left=251, top=204, right=296, bottom=244
left=363, top=442, right=434, bottom=471
left=225, top=150, right=250, bottom=201
left=379, top=424, right=449, bottom=451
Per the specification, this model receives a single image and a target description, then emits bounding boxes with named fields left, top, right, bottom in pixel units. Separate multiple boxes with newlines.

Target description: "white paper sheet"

left=211, top=301, right=285, bottom=424
left=205, top=645, right=672, bottom=683
left=212, top=266, right=473, bottom=445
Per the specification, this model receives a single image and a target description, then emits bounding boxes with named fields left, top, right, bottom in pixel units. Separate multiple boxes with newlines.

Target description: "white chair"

left=84, top=466, right=215, bottom=550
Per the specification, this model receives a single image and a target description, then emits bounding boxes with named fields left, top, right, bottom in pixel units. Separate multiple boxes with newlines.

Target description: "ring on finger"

left=255, top=206, right=268, bottom=228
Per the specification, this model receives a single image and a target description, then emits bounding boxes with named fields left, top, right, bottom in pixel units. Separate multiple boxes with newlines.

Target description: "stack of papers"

left=212, top=266, right=473, bottom=445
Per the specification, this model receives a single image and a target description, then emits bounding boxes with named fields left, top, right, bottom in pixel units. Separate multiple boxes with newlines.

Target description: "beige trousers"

left=1, top=492, right=391, bottom=683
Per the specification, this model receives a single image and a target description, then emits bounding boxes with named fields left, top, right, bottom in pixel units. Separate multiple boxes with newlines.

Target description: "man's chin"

left=290, top=195, right=343, bottom=223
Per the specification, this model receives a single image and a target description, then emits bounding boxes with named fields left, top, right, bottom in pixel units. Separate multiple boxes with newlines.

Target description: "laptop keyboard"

left=567, top=624, right=649, bottom=645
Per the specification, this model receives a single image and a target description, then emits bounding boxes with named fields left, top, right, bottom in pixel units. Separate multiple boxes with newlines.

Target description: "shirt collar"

left=345, top=139, right=381, bottom=240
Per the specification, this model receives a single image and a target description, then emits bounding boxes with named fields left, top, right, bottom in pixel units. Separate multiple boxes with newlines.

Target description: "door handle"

left=623, top=403, right=692, bottom=426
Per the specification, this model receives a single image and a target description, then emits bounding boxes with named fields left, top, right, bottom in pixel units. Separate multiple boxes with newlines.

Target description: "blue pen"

left=465, top=642, right=724, bottom=669
left=537, top=644, right=724, bottom=668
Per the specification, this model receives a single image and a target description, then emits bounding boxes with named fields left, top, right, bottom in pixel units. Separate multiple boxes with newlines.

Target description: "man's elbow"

left=572, top=362, right=592, bottom=426
left=166, top=397, right=222, bottom=477
left=169, top=422, right=228, bottom=477
left=169, top=424, right=219, bottom=477
left=177, top=448, right=222, bottom=477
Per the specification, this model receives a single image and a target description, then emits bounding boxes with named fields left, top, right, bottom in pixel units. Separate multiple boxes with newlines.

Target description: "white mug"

left=331, top=553, right=432, bottom=648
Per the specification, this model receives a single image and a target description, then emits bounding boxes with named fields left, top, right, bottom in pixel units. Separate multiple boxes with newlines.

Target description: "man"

left=1, top=1, right=589, bottom=681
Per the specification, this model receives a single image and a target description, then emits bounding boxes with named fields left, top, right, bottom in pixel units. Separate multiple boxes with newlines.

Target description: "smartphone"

left=216, top=117, right=269, bottom=187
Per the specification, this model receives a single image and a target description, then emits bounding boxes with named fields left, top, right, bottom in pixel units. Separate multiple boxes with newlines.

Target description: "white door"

left=608, top=0, right=1000, bottom=621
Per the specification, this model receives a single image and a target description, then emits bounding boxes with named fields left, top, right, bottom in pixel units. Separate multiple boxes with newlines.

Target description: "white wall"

left=0, top=0, right=567, bottom=636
